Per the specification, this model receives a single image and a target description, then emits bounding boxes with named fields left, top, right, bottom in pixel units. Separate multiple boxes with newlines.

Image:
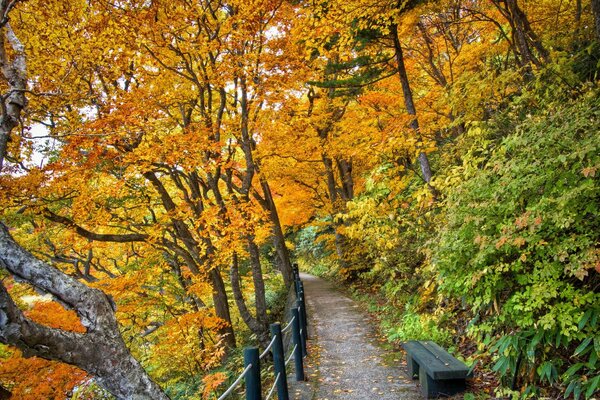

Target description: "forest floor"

left=287, top=273, right=422, bottom=399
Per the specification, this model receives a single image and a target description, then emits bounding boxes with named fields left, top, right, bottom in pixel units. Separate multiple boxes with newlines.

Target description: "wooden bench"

left=403, top=340, right=472, bottom=398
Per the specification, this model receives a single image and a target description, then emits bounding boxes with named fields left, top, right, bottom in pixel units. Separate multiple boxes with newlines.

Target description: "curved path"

left=288, top=273, right=421, bottom=399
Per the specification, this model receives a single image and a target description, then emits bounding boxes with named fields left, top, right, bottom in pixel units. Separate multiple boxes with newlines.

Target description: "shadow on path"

left=288, top=273, right=421, bottom=399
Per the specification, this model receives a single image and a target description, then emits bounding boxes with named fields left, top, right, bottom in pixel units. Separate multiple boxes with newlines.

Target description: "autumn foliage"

left=1, top=0, right=599, bottom=399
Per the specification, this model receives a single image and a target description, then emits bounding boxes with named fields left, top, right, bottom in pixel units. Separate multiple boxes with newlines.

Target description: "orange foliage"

left=0, top=300, right=88, bottom=398
left=0, top=350, right=86, bottom=400
left=25, top=300, right=86, bottom=333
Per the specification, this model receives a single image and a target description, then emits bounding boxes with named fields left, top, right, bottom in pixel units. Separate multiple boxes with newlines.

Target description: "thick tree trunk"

left=0, top=225, right=169, bottom=400
left=209, top=268, right=236, bottom=348
left=0, top=23, right=27, bottom=171
left=390, top=23, right=434, bottom=185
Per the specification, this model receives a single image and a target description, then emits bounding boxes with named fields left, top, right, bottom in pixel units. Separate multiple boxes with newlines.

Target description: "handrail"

left=265, top=372, right=281, bottom=400
left=285, top=344, right=297, bottom=366
left=215, top=265, right=307, bottom=400
left=217, top=363, right=253, bottom=400
left=282, top=315, right=295, bottom=333
left=260, top=335, right=277, bottom=360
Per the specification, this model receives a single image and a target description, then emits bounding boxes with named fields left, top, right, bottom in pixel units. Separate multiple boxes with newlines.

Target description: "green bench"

left=403, top=340, right=472, bottom=398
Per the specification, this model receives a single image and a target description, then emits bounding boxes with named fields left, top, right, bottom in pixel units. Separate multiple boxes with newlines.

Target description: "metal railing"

left=217, top=264, right=308, bottom=400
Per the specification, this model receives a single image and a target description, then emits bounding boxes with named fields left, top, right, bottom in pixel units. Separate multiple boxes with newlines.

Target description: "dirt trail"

left=288, top=273, right=421, bottom=399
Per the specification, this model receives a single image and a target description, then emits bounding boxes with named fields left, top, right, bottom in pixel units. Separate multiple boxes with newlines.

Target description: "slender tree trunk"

left=247, top=239, right=269, bottom=330
left=229, top=252, right=269, bottom=346
left=144, top=171, right=236, bottom=348
left=0, top=225, right=170, bottom=400
left=259, top=178, right=294, bottom=286
left=335, top=158, right=354, bottom=200
left=320, top=153, right=352, bottom=270
left=492, top=0, right=549, bottom=68
left=592, top=0, right=600, bottom=41
left=390, top=23, right=434, bottom=185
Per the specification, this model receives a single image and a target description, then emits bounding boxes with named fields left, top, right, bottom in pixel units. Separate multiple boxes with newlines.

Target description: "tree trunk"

left=0, top=225, right=170, bottom=400
left=209, top=268, right=236, bottom=348
left=229, top=253, right=269, bottom=347
left=259, top=178, right=294, bottom=287
left=592, top=0, right=600, bottom=41
left=247, top=238, right=269, bottom=331
left=390, top=23, right=434, bottom=185
left=0, top=22, right=27, bottom=171
left=492, top=0, right=549, bottom=68
left=144, top=171, right=236, bottom=348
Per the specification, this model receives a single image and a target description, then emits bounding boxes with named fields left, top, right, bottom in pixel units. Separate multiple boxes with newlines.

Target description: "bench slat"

left=403, top=340, right=470, bottom=380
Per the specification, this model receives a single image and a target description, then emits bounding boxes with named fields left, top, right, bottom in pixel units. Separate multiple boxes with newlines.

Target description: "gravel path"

left=288, top=273, right=421, bottom=399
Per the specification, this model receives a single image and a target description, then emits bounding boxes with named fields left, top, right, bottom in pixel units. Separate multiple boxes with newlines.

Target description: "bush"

left=434, top=91, right=600, bottom=397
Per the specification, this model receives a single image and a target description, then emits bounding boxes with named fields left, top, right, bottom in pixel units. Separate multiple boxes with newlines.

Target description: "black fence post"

left=244, top=347, right=261, bottom=400
left=297, top=298, right=307, bottom=357
left=294, top=277, right=301, bottom=297
left=291, top=307, right=305, bottom=381
left=293, top=263, right=301, bottom=293
left=298, top=282, right=308, bottom=332
left=270, top=323, right=289, bottom=400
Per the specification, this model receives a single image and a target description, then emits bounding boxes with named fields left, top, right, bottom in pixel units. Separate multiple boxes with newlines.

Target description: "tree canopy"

left=1, top=0, right=599, bottom=398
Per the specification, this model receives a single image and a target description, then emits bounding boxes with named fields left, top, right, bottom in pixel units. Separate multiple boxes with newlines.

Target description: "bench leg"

left=419, top=368, right=466, bottom=398
left=406, top=355, right=419, bottom=379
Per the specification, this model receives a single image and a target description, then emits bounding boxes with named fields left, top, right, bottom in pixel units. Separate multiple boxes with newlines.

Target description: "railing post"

left=293, top=263, right=301, bottom=294
left=270, top=323, right=289, bottom=400
left=244, top=347, right=261, bottom=400
left=294, top=276, right=301, bottom=297
left=291, top=307, right=305, bottom=381
left=298, top=281, right=308, bottom=332
left=297, top=298, right=307, bottom=357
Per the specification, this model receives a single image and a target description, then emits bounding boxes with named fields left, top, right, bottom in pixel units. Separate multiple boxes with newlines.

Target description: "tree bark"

left=247, top=238, right=268, bottom=330
left=592, top=0, right=600, bottom=41
left=390, top=23, right=434, bottom=185
left=229, top=252, right=269, bottom=346
left=0, top=225, right=169, bottom=400
left=144, top=171, right=236, bottom=348
left=491, top=0, right=549, bottom=68
left=0, top=22, right=27, bottom=171
left=259, top=178, right=294, bottom=287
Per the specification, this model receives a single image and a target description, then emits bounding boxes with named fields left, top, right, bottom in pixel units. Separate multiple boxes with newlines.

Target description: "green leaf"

left=574, top=383, right=582, bottom=400
left=565, top=379, right=577, bottom=398
left=575, top=338, right=593, bottom=356
left=579, top=309, right=592, bottom=329
left=588, top=349, right=598, bottom=369
left=563, top=363, right=584, bottom=378
left=537, top=361, right=552, bottom=382
left=493, top=356, right=509, bottom=375
left=527, top=330, right=543, bottom=360
left=585, top=375, right=600, bottom=399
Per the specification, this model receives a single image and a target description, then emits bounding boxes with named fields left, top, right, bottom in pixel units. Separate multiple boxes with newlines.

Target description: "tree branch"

left=43, top=209, right=149, bottom=243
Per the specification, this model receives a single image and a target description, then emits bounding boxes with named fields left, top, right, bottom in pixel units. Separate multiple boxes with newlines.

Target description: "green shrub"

left=434, top=91, right=600, bottom=397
